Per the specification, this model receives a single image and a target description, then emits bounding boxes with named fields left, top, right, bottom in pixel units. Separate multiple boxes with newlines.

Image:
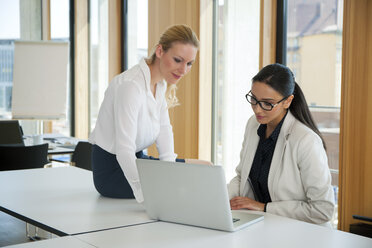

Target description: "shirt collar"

left=139, top=58, right=152, bottom=93
left=257, top=111, right=288, bottom=141
left=138, top=58, right=167, bottom=95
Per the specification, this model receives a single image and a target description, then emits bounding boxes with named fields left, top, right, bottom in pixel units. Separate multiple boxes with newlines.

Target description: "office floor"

left=0, top=211, right=31, bottom=247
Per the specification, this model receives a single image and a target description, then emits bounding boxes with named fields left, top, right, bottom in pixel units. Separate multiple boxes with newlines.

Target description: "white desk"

left=75, top=213, right=372, bottom=248
left=24, top=134, right=78, bottom=155
left=0, top=167, right=155, bottom=236
left=5, top=236, right=94, bottom=248
left=47, top=145, right=75, bottom=155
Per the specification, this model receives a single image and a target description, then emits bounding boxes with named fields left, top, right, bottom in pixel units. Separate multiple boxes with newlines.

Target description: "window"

left=50, top=0, right=71, bottom=136
left=127, top=0, right=148, bottom=69
left=89, top=0, right=109, bottom=132
left=0, top=0, right=20, bottom=118
left=285, top=0, right=343, bottom=227
left=213, top=0, right=260, bottom=181
left=89, top=0, right=148, bottom=132
left=0, top=0, right=71, bottom=136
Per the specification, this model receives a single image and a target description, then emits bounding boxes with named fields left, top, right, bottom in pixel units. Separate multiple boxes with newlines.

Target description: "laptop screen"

left=0, top=120, right=24, bottom=146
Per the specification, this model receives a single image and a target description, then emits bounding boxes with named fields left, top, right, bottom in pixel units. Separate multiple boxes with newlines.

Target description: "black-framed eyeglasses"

left=245, top=91, right=288, bottom=111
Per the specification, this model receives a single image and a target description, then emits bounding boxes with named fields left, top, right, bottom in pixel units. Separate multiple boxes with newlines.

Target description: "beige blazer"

left=228, top=111, right=335, bottom=224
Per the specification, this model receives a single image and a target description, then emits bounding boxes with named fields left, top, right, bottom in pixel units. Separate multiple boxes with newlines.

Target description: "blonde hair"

left=147, top=24, right=199, bottom=108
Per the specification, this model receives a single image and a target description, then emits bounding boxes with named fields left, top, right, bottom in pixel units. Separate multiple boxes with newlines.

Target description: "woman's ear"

left=284, top=95, right=294, bottom=109
left=155, top=44, right=163, bottom=59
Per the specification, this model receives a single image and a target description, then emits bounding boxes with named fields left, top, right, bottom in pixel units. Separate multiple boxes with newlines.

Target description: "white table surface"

left=5, top=236, right=94, bottom=248
left=0, top=167, right=155, bottom=236
left=75, top=212, right=372, bottom=248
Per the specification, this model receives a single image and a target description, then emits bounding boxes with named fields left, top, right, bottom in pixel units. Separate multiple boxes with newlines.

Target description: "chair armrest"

left=353, top=215, right=372, bottom=223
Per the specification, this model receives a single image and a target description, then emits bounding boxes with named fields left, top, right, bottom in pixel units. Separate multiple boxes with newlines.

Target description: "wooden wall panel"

left=41, top=0, right=53, bottom=133
left=74, top=0, right=89, bottom=139
left=148, top=0, right=200, bottom=159
left=259, top=0, right=276, bottom=68
left=339, top=0, right=372, bottom=231
left=108, top=0, right=122, bottom=81
left=41, top=0, right=51, bottom=41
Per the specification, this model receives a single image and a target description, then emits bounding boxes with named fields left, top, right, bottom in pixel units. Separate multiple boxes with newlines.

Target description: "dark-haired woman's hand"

left=230, top=196, right=265, bottom=211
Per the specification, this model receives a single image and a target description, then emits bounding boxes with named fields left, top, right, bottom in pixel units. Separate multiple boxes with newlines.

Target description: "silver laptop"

left=136, top=159, right=264, bottom=232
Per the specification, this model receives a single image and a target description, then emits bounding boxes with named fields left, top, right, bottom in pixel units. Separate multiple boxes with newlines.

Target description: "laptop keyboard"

left=232, top=218, right=240, bottom=223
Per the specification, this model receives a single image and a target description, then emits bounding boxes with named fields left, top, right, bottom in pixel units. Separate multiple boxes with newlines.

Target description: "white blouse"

left=89, top=58, right=177, bottom=203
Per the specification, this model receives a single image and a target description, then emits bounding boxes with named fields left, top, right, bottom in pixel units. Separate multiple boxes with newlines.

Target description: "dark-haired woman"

left=228, top=63, right=335, bottom=225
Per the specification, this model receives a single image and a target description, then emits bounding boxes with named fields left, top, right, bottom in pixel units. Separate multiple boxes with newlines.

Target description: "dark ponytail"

left=252, top=63, right=326, bottom=150
left=290, top=82, right=326, bottom=150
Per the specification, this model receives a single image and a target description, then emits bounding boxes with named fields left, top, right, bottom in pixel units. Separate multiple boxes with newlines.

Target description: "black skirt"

left=91, top=144, right=184, bottom=198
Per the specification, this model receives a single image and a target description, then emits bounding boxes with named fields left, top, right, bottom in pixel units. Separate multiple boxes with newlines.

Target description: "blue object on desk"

left=51, top=154, right=71, bottom=163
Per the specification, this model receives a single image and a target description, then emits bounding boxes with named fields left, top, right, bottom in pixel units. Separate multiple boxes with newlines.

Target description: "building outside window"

left=0, top=40, right=14, bottom=117
left=0, top=0, right=20, bottom=119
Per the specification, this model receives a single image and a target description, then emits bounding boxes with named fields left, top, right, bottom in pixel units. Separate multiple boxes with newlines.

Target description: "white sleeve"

left=155, top=98, right=177, bottom=161
left=114, top=81, right=144, bottom=203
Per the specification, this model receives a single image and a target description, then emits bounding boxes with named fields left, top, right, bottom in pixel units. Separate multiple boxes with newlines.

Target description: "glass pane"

left=1, top=1, right=70, bottom=136
left=51, top=0, right=70, bottom=40
left=50, top=0, right=71, bottom=136
left=127, top=0, right=148, bottom=69
left=213, top=0, right=260, bottom=181
left=0, top=0, right=20, bottom=118
left=0, top=0, right=44, bottom=135
left=286, top=0, right=343, bottom=228
left=0, top=0, right=20, bottom=40
left=89, top=0, right=109, bottom=132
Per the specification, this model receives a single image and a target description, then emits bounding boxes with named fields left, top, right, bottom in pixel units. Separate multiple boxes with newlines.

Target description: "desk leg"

left=26, top=223, right=52, bottom=240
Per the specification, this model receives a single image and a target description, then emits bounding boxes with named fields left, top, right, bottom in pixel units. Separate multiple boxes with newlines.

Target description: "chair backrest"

left=71, top=141, right=92, bottom=170
left=350, top=215, right=372, bottom=238
left=0, top=120, right=25, bottom=146
left=0, top=143, right=49, bottom=171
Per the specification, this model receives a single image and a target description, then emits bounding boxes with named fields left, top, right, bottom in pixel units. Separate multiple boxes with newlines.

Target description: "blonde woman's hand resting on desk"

left=185, top=159, right=213, bottom=166
left=230, top=196, right=265, bottom=211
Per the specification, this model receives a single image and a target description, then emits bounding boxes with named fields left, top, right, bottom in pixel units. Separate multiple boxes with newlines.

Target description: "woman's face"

left=250, top=82, right=293, bottom=127
left=156, top=42, right=198, bottom=84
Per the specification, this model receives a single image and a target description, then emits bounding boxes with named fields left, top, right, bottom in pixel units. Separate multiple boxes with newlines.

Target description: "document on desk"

left=42, top=134, right=81, bottom=145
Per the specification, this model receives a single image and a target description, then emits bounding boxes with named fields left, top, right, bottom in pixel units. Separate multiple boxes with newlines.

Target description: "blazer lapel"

left=268, top=111, right=296, bottom=200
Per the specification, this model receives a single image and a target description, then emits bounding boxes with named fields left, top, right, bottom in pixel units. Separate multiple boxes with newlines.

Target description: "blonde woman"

left=89, top=25, right=200, bottom=203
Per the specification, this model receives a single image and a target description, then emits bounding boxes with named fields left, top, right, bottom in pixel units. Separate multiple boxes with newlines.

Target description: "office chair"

left=0, top=143, right=50, bottom=239
left=71, top=141, right=92, bottom=170
left=350, top=215, right=372, bottom=238
left=0, top=143, right=49, bottom=171
left=0, top=120, right=25, bottom=146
